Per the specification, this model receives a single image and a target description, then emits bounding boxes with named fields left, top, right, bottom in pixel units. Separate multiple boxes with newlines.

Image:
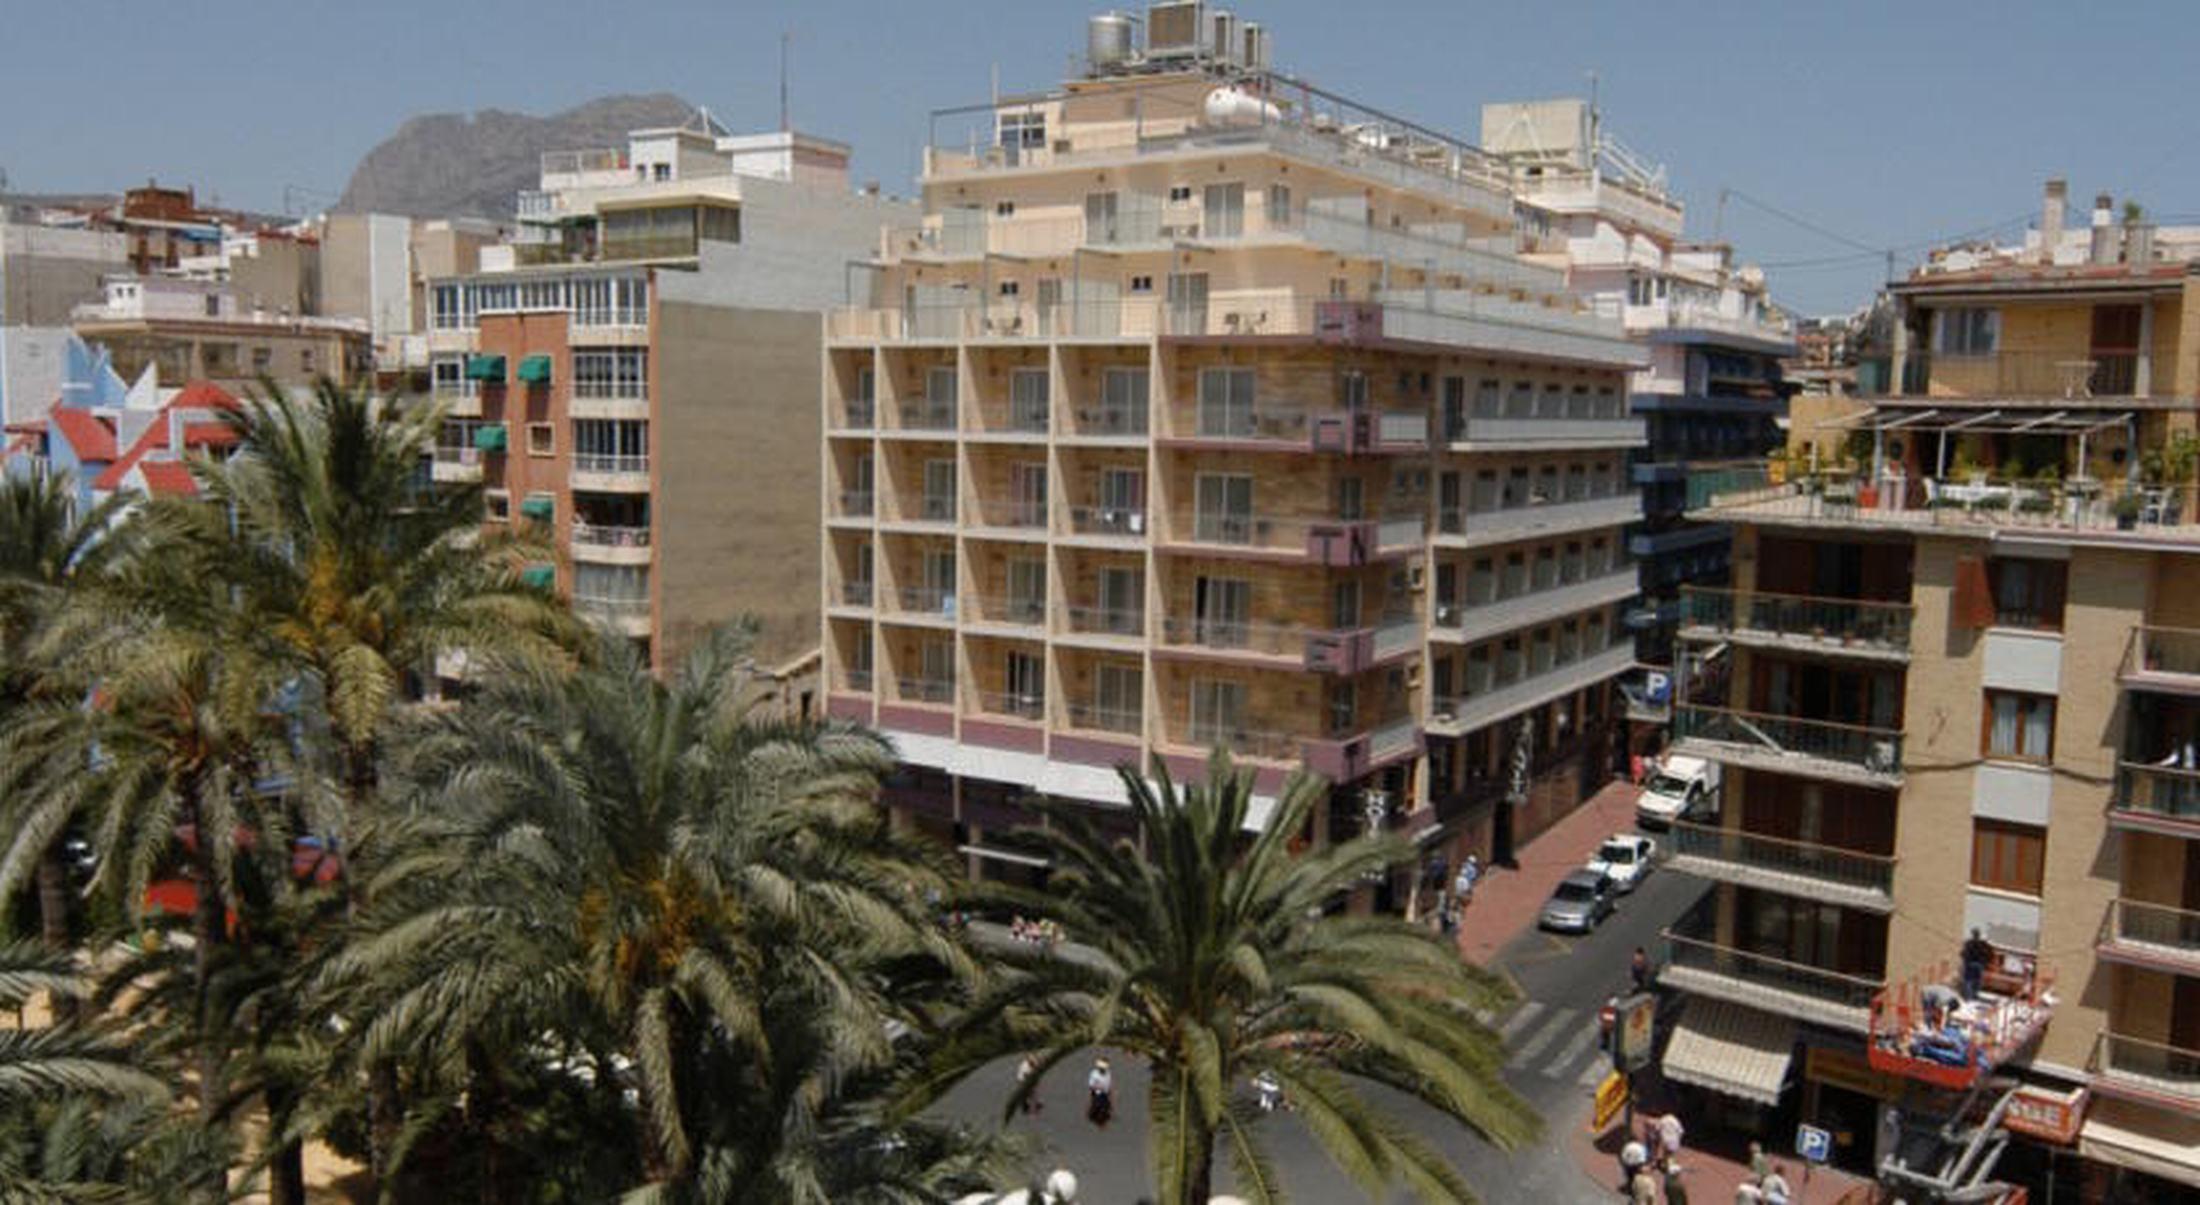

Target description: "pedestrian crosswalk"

left=1496, top=1002, right=1610, bottom=1087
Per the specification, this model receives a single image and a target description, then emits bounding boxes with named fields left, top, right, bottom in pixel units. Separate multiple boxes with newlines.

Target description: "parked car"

left=1635, top=755, right=1721, bottom=829
left=1586, top=834, right=1656, bottom=893
left=1539, top=869, right=1616, bottom=934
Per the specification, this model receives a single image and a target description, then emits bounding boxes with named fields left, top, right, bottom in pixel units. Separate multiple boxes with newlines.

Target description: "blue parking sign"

left=1795, top=1124, right=1832, bottom=1165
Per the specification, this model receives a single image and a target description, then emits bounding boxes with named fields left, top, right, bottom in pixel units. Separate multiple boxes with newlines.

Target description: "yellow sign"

left=1590, top=1070, right=1630, bottom=1132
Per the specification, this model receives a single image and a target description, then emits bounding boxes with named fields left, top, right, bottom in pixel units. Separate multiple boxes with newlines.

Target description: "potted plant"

left=2113, top=491, right=2143, bottom=530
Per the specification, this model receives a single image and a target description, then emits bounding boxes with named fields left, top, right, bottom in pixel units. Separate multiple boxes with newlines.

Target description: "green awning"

left=473, top=424, right=509, bottom=452
left=516, top=354, right=553, bottom=385
left=518, top=495, right=555, bottom=520
left=520, top=565, right=555, bottom=589
left=465, top=354, right=507, bottom=383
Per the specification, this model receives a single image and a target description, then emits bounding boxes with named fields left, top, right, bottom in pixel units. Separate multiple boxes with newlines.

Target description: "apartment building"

left=424, top=109, right=909, bottom=675
left=820, top=7, right=1645, bottom=891
left=1482, top=99, right=1794, bottom=669
left=71, top=273, right=369, bottom=392
left=1658, top=182, right=2200, bottom=1197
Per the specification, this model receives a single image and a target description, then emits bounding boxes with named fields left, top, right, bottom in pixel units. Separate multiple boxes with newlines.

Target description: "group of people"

left=1434, top=852, right=1483, bottom=937
left=1619, top=1116, right=1795, bottom=1205
left=1013, top=1054, right=1116, bottom=1127
left=1730, top=1142, right=1794, bottom=1204
left=1008, top=915, right=1064, bottom=949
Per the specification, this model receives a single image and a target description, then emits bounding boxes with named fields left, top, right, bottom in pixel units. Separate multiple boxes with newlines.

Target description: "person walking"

left=1253, top=1069, right=1283, bottom=1114
left=1662, top=1156, right=1690, bottom=1205
left=1631, top=946, right=1653, bottom=993
left=1960, top=928, right=1995, bottom=1001
left=1654, top=1111, right=1685, bottom=1162
left=1629, top=1163, right=1661, bottom=1204
left=1016, top=1053, right=1043, bottom=1115
left=1759, top=1163, right=1792, bottom=1205
left=1085, top=1057, right=1114, bottom=1129
left=1455, top=853, right=1482, bottom=905
left=1747, top=1140, right=1768, bottom=1181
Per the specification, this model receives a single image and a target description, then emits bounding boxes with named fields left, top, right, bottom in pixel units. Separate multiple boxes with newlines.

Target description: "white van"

left=1635, top=755, right=1721, bottom=829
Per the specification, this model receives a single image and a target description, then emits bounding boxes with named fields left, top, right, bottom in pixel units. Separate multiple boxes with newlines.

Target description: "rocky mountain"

left=336, top=93, right=695, bottom=220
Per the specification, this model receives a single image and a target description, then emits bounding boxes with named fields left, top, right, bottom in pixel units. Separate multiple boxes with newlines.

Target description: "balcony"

left=570, top=453, right=649, bottom=492
left=1174, top=403, right=1311, bottom=447
left=1687, top=465, right=2200, bottom=545
left=1427, top=641, right=1634, bottom=737
left=964, top=593, right=1047, bottom=632
left=574, top=595, right=651, bottom=638
left=891, top=587, right=958, bottom=624
left=964, top=498, right=1048, bottom=538
left=833, top=489, right=875, bottom=521
left=1066, top=506, right=1148, bottom=541
left=1173, top=724, right=1301, bottom=765
left=1445, top=413, right=1645, bottom=449
left=2108, top=762, right=2200, bottom=837
left=835, top=579, right=875, bottom=612
left=2090, top=1032, right=2200, bottom=1114
left=1066, top=701, right=1142, bottom=738
left=1437, top=492, right=1640, bottom=548
left=1061, top=605, right=1144, bottom=643
left=2097, top=899, right=2200, bottom=977
left=973, top=690, right=1046, bottom=722
left=1679, top=586, right=1913, bottom=663
left=1657, top=930, right=1881, bottom=1034
left=1065, top=402, right=1148, bottom=441
left=1671, top=705, right=1903, bottom=788
left=570, top=523, right=652, bottom=566
left=892, top=397, right=956, bottom=433
left=2122, top=626, right=2200, bottom=696
left=1436, top=564, right=1638, bottom=644
left=1305, top=409, right=1432, bottom=455
left=1157, top=617, right=1307, bottom=666
left=1302, top=715, right=1421, bottom=782
left=832, top=398, right=877, bottom=432
left=1896, top=350, right=2152, bottom=401
left=431, top=445, right=483, bottom=483
left=1664, top=822, right=1896, bottom=914
left=894, top=676, right=955, bottom=706
left=883, top=492, right=957, bottom=529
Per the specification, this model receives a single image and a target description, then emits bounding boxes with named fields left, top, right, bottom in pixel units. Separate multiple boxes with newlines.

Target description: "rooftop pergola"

left=1814, top=406, right=2136, bottom=479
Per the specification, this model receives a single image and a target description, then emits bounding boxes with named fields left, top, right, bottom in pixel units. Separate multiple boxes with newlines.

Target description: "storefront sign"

left=1805, top=1046, right=1902, bottom=1102
left=1591, top=1070, right=1629, bottom=1132
left=1613, top=992, right=1657, bottom=1074
left=2003, top=1084, right=2087, bottom=1145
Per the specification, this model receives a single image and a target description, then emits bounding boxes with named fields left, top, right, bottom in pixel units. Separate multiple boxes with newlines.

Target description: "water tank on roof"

left=1204, top=85, right=1280, bottom=127
left=1088, top=12, right=1136, bottom=72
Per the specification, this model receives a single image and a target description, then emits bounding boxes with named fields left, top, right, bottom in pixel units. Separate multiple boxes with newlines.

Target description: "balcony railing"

left=1666, top=821, right=1896, bottom=910
left=968, top=593, right=1046, bottom=627
left=2124, top=625, right=2200, bottom=686
left=1673, top=704, right=1903, bottom=783
left=1688, top=465, right=2200, bottom=542
left=895, top=587, right=957, bottom=619
left=574, top=595, right=649, bottom=619
left=1187, top=404, right=1310, bottom=442
left=965, top=498, right=1048, bottom=531
left=573, top=454, right=649, bottom=476
left=896, top=397, right=956, bottom=431
left=2110, top=761, right=2200, bottom=828
left=1067, top=506, right=1148, bottom=538
left=837, top=399, right=876, bottom=429
left=2090, top=1032, right=2200, bottom=1108
left=1067, top=701, right=1142, bottom=736
left=839, top=580, right=875, bottom=608
left=895, top=676, right=954, bottom=705
left=432, top=445, right=481, bottom=466
left=1071, top=403, right=1148, bottom=437
left=1438, top=490, right=1638, bottom=543
left=844, top=669, right=873, bottom=693
left=1680, top=586, right=1914, bottom=656
left=1659, top=930, right=1882, bottom=1032
left=1063, top=606, right=1144, bottom=637
left=572, top=523, right=651, bottom=549
left=1180, top=724, right=1301, bottom=763
left=1158, top=616, right=1304, bottom=659
left=1891, top=350, right=2149, bottom=400
left=2099, top=898, right=2200, bottom=968
left=974, top=690, right=1045, bottom=721
left=888, top=492, right=957, bottom=524
left=837, top=489, right=874, bottom=518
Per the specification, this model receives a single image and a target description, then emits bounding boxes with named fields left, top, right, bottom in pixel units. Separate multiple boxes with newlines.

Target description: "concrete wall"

left=656, top=176, right=913, bottom=313
left=655, top=301, right=820, bottom=669
left=2, top=224, right=126, bottom=326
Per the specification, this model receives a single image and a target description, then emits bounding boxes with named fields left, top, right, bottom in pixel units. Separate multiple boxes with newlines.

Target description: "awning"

left=957, top=844, right=1049, bottom=870
left=1034, top=759, right=1134, bottom=806
left=519, top=565, right=555, bottom=589
left=518, top=494, right=554, bottom=520
left=948, top=744, right=1046, bottom=789
left=2080, top=1112, right=2200, bottom=1189
left=473, top=423, right=509, bottom=452
left=1659, top=1000, right=1796, bottom=1107
left=515, top=354, right=553, bottom=384
left=465, top=354, right=506, bottom=383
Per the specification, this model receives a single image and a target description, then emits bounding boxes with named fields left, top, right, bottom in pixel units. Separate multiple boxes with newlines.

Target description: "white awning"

left=883, top=730, right=959, bottom=771
left=1659, top=1000, right=1796, bottom=1107
left=946, top=743, right=1047, bottom=788
left=957, top=844, right=1049, bottom=869
left=2080, top=1112, right=2200, bottom=1189
left=1033, top=759, right=1133, bottom=806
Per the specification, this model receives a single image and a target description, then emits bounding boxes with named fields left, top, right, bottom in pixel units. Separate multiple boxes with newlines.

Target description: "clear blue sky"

left=4, top=0, right=2194, bottom=314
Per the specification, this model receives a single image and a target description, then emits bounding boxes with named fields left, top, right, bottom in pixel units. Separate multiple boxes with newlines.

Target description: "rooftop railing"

left=1689, top=464, right=2200, bottom=542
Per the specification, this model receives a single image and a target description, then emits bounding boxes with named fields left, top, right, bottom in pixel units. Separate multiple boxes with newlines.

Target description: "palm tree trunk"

left=183, top=775, right=225, bottom=1123
left=1183, top=1123, right=1217, bottom=1205
left=266, top=1083, right=307, bottom=1205
left=34, top=846, right=76, bottom=1023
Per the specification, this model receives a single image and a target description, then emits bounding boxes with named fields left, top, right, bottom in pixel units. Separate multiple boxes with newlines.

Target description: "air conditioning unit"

left=1209, top=11, right=1238, bottom=65
left=1145, top=1, right=1207, bottom=58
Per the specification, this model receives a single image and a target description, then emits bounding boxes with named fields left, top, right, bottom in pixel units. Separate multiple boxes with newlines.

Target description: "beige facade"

left=822, top=56, right=1645, bottom=886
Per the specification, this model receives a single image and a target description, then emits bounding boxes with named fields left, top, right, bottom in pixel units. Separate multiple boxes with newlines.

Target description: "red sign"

left=2003, top=1085, right=2087, bottom=1145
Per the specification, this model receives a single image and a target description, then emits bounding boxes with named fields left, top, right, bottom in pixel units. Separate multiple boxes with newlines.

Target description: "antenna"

left=779, top=32, right=791, bottom=132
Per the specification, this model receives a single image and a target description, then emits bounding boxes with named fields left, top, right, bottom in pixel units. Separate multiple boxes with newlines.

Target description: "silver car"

left=1539, top=869, right=1616, bottom=934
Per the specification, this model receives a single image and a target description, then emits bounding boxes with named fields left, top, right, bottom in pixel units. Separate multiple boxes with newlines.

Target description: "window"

left=300, top=347, right=316, bottom=373
left=1936, top=307, right=1999, bottom=356
left=1128, top=275, right=1154, bottom=294
left=994, top=200, right=1015, bottom=217
left=1197, top=367, right=1256, bottom=437
left=573, top=419, right=648, bottom=472
left=1336, top=476, right=1364, bottom=520
left=1005, top=650, right=1044, bottom=712
left=1095, top=663, right=1141, bottom=728
left=1266, top=183, right=1292, bottom=228
left=485, top=490, right=511, bottom=522
left=1193, top=473, right=1253, bottom=543
left=653, top=163, right=672, bottom=182
left=1010, top=368, right=1048, bottom=431
left=922, top=459, right=957, bottom=520
left=1084, top=192, right=1120, bottom=243
left=1189, top=678, right=1247, bottom=740
left=1989, top=558, right=2066, bottom=630
left=1970, top=820, right=2046, bottom=895
left=1202, top=182, right=1244, bottom=238
left=1007, top=557, right=1046, bottom=619
left=526, top=422, right=554, bottom=456
left=1193, top=576, right=1252, bottom=645
left=203, top=295, right=221, bottom=317
left=252, top=346, right=272, bottom=373
left=998, top=280, right=1020, bottom=296
left=1168, top=185, right=1193, bottom=203
left=998, top=111, right=1046, bottom=149
left=1983, top=691, right=2055, bottom=762
left=573, top=277, right=649, bottom=327
left=925, top=365, right=957, bottom=404
left=574, top=348, right=648, bottom=399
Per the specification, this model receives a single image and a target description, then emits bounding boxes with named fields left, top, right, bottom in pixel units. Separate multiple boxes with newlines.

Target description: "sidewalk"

left=1451, top=774, right=1642, bottom=965
left=1568, top=1064, right=1876, bottom=1204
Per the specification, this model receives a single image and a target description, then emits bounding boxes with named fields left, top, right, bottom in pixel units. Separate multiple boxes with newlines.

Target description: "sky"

left=3, top=0, right=2196, bottom=315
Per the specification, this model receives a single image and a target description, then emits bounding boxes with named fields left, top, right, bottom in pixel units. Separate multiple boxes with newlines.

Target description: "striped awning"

left=1660, top=1000, right=1796, bottom=1107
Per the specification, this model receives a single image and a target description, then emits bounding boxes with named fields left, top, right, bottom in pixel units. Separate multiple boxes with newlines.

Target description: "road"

left=930, top=856, right=1713, bottom=1203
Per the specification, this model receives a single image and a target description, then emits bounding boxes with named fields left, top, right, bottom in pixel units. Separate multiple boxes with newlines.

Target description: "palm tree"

left=327, top=627, right=996, bottom=1200
left=0, top=465, right=132, bottom=954
left=920, top=760, right=1539, bottom=1205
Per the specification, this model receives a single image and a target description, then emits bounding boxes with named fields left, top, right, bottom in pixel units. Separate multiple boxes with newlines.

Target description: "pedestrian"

left=1438, top=896, right=1458, bottom=937
left=1748, top=1140, right=1768, bottom=1181
left=1015, top=1053, right=1043, bottom=1115
left=1663, top=1156, right=1689, bottom=1205
left=1733, top=1184, right=1764, bottom=1205
left=1253, top=1069, right=1282, bottom=1114
left=1629, top=1163, right=1660, bottom=1205
left=1655, top=1111, right=1684, bottom=1162
left=1455, top=853, right=1482, bottom=904
left=1085, top=1057, right=1114, bottom=1129
left=1631, top=946, right=1652, bottom=993
left=1619, top=1138, right=1648, bottom=1192
left=1961, top=928, right=1994, bottom=1001
left=1759, top=1163, right=1791, bottom=1205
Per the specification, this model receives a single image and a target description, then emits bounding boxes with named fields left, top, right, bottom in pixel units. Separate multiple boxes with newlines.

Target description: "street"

left=930, top=843, right=1715, bottom=1203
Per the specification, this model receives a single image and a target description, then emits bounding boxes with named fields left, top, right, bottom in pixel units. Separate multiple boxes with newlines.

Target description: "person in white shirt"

left=1085, top=1057, right=1114, bottom=1129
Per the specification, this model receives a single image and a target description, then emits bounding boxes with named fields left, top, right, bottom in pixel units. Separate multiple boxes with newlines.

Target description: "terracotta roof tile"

left=49, top=408, right=117, bottom=461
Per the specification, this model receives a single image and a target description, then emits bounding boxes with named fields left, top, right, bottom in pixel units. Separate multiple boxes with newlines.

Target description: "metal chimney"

left=2091, top=192, right=2120, bottom=266
left=2039, top=178, right=2066, bottom=263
